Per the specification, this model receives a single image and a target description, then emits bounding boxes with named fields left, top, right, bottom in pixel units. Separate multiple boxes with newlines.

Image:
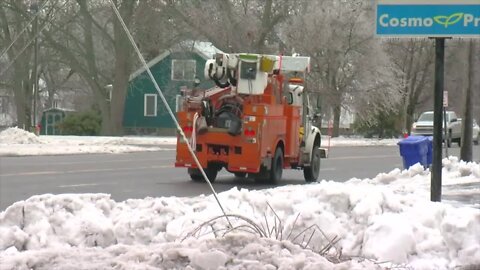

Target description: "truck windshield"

left=418, top=113, right=434, bottom=122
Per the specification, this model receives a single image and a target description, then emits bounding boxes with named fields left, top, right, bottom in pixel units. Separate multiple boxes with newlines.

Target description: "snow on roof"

left=129, top=41, right=222, bottom=81
left=190, top=41, right=223, bottom=59
left=42, top=107, right=76, bottom=112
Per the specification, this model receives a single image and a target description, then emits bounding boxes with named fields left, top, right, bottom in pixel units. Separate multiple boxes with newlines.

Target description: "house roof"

left=129, top=41, right=223, bottom=81
left=43, top=107, right=76, bottom=113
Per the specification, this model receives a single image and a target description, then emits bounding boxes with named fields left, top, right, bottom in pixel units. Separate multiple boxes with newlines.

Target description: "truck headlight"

left=412, top=123, right=417, bottom=129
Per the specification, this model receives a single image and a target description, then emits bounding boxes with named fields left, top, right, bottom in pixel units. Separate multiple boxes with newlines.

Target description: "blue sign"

left=376, top=3, right=480, bottom=37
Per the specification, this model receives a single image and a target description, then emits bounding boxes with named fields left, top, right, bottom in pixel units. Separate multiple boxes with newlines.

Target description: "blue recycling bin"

left=398, top=136, right=429, bottom=169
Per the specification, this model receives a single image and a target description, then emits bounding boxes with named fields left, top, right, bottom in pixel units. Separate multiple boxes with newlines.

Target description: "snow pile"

left=1, top=159, right=479, bottom=270
left=0, top=127, right=402, bottom=157
left=322, top=136, right=400, bottom=147
left=0, top=127, right=43, bottom=144
left=0, top=127, right=175, bottom=156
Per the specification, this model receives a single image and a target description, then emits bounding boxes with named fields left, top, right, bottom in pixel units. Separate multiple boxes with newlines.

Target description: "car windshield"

left=418, top=112, right=434, bottom=122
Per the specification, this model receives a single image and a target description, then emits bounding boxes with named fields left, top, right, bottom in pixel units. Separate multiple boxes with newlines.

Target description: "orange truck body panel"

left=175, top=74, right=302, bottom=173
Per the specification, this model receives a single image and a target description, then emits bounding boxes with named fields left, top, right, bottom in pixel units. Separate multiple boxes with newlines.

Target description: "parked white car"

left=455, top=118, right=480, bottom=146
left=411, top=111, right=461, bottom=147
left=473, top=119, right=479, bottom=145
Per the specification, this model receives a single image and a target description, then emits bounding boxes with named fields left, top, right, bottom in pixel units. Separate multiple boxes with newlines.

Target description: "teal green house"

left=123, top=41, right=220, bottom=135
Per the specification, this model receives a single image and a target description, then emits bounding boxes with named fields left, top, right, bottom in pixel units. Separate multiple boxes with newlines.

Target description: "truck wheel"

left=269, top=147, right=283, bottom=183
left=304, top=147, right=320, bottom=182
left=188, top=168, right=217, bottom=183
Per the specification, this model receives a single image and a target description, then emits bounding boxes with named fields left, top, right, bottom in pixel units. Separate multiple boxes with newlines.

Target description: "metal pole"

left=33, top=15, right=38, bottom=130
left=30, top=2, right=39, bottom=132
left=443, top=107, right=448, bottom=157
left=431, top=38, right=445, bottom=202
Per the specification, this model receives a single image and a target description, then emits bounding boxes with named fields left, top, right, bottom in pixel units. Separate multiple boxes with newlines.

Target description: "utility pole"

left=460, top=40, right=474, bottom=162
left=431, top=38, right=445, bottom=202
left=30, top=2, right=39, bottom=133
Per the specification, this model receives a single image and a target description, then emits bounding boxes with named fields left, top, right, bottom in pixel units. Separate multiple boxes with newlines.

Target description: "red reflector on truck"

left=244, top=128, right=256, bottom=136
left=183, top=125, right=193, bottom=133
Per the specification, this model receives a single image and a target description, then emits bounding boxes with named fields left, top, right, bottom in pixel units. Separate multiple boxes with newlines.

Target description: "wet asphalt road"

left=0, top=144, right=478, bottom=211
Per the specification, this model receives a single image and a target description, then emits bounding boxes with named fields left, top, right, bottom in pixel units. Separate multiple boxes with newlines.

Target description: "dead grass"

left=184, top=202, right=342, bottom=262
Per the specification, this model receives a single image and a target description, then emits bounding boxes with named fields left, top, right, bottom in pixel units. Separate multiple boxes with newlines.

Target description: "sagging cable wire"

left=108, top=0, right=232, bottom=228
left=0, top=21, right=49, bottom=78
left=0, top=0, right=51, bottom=61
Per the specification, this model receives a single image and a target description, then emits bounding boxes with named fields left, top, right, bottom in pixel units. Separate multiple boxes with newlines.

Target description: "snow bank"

left=0, top=127, right=43, bottom=144
left=0, top=128, right=175, bottom=156
left=0, top=128, right=401, bottom=157
left=321, top=135, right=400, bottom=147
left=1, top=159, right=479, bottom=270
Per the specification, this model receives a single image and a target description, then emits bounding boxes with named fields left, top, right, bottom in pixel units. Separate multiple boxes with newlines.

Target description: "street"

left=0, top=144, right=479, bottom=211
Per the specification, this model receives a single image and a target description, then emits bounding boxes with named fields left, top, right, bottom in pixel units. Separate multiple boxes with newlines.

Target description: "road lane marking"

left=58, top=183, right=101, bottom=188
left=1, top=157, right=175, bottom=167
left=0, top=165, right=173, bottom=177
left=0, top=171, right=59, bottom=177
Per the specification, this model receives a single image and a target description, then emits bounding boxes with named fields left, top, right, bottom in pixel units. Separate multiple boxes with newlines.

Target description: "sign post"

left=376, top=0, right=480, bottom=202
left=432, top=37, right=445, bottom=202
left=443, top=91, right=448, bottom=157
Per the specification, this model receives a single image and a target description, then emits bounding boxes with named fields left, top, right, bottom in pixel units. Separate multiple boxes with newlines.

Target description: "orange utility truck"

left=175, top=53, right=323, bottom=183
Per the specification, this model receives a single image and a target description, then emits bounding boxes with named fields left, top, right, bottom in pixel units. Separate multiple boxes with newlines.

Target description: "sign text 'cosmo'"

left=376, top=1, right=480, bottom=37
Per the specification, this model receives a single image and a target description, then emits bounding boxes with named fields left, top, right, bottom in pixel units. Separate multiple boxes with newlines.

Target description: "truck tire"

left=254, top=147, right=283, bottom=184
left=188, top=168, right=217, bottom=183
left=304, top=147, right=320, bottom=182
left=269, top=147, right=283, bottom=183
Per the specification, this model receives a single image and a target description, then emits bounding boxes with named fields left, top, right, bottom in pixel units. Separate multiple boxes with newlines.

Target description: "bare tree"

left=39, top=0, right=177, bottom=135
left=460, top=40, right=476, bottom=161
left=0, top=1, right=38, bottom=129
left=162, top=0, right=299, bottom=53
left=284, top=0, right=398, bottom=136
left=385, top=40, right=434, bottom=134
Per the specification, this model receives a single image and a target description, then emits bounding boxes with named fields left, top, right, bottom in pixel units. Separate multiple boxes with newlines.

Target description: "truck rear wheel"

left=269, top=147, right=283, bottom=183
left=304, top=147, right=320, bottom=182
left=188, top=168, right=217, bottom=183
left=254, top=147, right=283, bottom=184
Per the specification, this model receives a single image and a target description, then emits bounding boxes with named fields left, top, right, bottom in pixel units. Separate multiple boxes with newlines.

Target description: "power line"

left=0, top=21, right=49, bottom=78
left=108, top=0, right=232, bottom=227
left=0, top=0, right=51, bottom=61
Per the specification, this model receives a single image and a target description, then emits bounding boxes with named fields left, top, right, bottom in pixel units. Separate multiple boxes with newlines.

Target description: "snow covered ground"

left=0, top=127, right=479, bottom=270
left=0, top=127, right=398, bottom=156
left=0, top=127, right=176, bottom=156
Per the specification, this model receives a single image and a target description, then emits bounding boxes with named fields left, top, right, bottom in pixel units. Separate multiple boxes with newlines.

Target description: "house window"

left=144, top=94, right=157, bottom=117
left=171, top=60, right=196, bottom=81
left=105, top=85, right=112, bottom=101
